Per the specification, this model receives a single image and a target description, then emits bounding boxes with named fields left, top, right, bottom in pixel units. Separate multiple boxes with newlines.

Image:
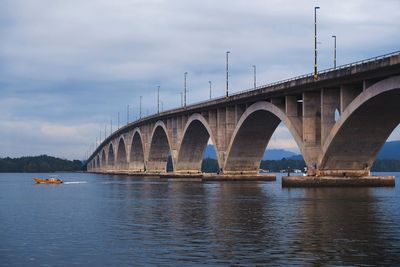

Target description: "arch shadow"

left=147, top=121, right=172, bottom=172
left=108, top=143, right=115, bottom=167
left=319, top=76, right=400, bottom=174
left=116, top=137, right=128, bottom=169
left=176, top=114, right=220, bottom=173
left=130, top=129, right=145, bottom=171
left=224, top=101, right=303, bottom=174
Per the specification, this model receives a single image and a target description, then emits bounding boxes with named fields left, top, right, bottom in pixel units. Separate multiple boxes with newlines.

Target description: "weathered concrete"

left=90, top=170, right=276, bottom=182
left=282, top=175, right=395, bottom=187
left=86, top=52, right=400, bottom=186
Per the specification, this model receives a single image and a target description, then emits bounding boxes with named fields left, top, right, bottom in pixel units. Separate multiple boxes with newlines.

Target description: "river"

left=1, top=172, right=400, bottom=266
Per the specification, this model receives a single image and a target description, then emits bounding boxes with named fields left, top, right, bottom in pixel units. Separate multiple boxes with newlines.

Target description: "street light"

left=208, top=81, right=212, bottom=99
left=332, top=35, right=337, bottom=69
left=184, top=72, right=188, bottom=107
left=314, top=6, right=320, bottom=79
left=127, top=104, right=129, bottom=124
left=139, top=96, right=142, bottom=119
left=158, top=86, right=161, bottom=113
left=252, top=65, right=256, bottom=89
left=226, top=51, right=230, bottom=97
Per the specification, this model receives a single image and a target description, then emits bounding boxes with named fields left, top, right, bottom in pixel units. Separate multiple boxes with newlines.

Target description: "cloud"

left=0, top=0, right=399, bottom=159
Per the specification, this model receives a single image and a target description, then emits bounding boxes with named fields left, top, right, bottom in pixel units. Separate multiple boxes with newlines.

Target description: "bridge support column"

left=302, top=91, right=321, bottom=175
left=321, top=88, right=340, bottom=144
left=340, top=84, right=362, bottom=113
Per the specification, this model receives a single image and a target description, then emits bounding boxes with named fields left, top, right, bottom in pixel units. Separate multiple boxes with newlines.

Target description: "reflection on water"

left=1, top=173, right=400, bottom=266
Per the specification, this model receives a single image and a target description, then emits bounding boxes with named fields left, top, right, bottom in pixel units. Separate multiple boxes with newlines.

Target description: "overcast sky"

left=1, top=0, right=399, bottom=159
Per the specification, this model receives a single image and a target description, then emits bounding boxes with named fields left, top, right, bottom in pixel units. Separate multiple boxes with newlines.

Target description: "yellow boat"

left=33, top=176, right=63, bottom=184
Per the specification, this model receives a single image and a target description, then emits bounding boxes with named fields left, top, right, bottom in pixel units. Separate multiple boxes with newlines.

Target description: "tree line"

left=0, top=155, right=83, bottom=172
left=1, top=155, right=399, bottom=173
left=200, top=158, right=400, bottom=173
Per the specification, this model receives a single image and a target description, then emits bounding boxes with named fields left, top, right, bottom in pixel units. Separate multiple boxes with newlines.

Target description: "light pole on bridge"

left=157, top=85, right=160, bottom=114
left=127, top=104, right=130, bottom=125
left=139, top=96, right=142, bottom=119
left=208, top=81, right=212, bottom=99
left=117, top=112, right=120, bottom=130
left=226, top=51, right=230, bottom=97
left=184, top=72, right=188, bottom=107
left=314, top=6, right=320, bottom=79
left=252, top=65, right=256, bottom=89
left=332, top=35, right=337, bottom=69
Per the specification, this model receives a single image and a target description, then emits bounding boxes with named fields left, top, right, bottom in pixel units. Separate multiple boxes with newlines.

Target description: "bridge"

left=87, top=51, right=400, bottom=185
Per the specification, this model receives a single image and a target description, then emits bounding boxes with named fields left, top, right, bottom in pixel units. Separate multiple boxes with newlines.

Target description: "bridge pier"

left=282, top=175, right=395, bottom=187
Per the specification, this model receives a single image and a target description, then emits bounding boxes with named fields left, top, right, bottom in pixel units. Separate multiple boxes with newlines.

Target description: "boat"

left=33, top=175, right=63, bottom=184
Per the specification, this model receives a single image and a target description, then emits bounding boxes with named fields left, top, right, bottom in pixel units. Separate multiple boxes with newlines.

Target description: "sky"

left=0, top=0, right=399, bottom=160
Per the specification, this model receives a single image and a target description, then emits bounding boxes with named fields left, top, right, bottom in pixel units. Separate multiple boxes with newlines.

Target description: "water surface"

left=1, top=172, right=400, bottom=266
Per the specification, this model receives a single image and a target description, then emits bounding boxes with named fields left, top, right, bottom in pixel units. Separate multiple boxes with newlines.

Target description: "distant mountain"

left=203, top=140, right=400, bottom=161
left=287, top=141, right=400, bottom=161
left=288, top=154, right=304, bottom=160
left=377, top=141, right=400, bottom=160
left=204, top=145, right=217, bottom=159
left=203, top=145, right=298, bottom=160
left=262, top=149, right=297, bottom=160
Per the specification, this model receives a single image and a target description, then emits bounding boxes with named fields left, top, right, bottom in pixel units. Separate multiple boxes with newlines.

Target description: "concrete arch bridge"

left=87, top=52, right=400, bottom=184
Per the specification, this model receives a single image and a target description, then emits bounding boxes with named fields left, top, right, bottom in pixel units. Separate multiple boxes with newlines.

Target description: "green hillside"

left=0, top=155, right=83, bottom=172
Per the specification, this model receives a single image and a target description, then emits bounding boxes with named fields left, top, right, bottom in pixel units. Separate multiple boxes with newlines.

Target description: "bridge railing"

left=188, top=50, right=400, bottom=107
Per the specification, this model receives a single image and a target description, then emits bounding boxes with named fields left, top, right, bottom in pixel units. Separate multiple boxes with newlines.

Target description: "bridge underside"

left=176, top=120, right=211, bottom=173
left=319, top=90, right=400, bottom=176
left=224, top=110, right=281, bottom=175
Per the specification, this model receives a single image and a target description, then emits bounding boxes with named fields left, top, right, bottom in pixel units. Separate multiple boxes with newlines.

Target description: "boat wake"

left=63, top=181, right=88, bottom=184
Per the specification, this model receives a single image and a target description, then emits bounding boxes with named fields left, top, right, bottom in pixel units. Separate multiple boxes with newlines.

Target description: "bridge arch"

left=176, top=113, right=220, bottom=173
left=318, top=75, right=400, bottom=176
left=129, top=128, right=145, bottom=171
left=101, top=149, right=107, bottom=169
left=96, top=155, right=100, bottom=170
left=147, top=121, right=172, bottom=172
left=224, top=101, right=303, bottom=174
left=107, top=143, right=115, bottom=167
left=116, top=136, right=128, bottom=169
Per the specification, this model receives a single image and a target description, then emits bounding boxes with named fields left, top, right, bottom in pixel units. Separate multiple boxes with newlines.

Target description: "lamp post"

left=184, top=72, right=188, bottom=107
left=208, top=81, right=212, bottom=99
left=139, top=96, right=142, bottom=119
left=157, top=85, right=160, bottom=114
left=117, top=112, right=120, bottom=129
left=226, top=51, right=230, bottom=97
left=332, top=35, right=337, bottom=69
left=127, top=104, right=129, bottom=124
left=180, top=92, right=183, bottom=107
left=314, top=6, right=320, bottom=79
left=252, top=65, right=256, bottom=89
